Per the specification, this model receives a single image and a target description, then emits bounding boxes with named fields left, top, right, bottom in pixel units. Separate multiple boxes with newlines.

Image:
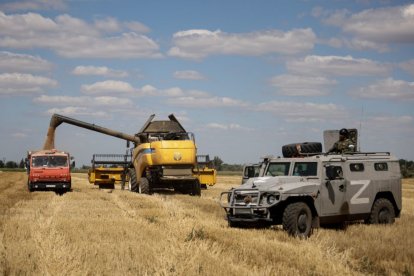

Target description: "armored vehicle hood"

left=239, top=176, right=317, bottom=194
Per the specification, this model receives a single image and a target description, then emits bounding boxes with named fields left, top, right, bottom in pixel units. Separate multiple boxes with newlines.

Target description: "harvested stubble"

left=0, top=173, right=413, bottom=275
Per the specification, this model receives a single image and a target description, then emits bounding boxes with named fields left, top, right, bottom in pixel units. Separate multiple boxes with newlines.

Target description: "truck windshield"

left=265, top=162, right=290, bottom=176
left=32, top=156, right=68, bottom=168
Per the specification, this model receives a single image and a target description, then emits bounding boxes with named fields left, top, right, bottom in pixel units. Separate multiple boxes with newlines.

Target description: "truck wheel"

left=282, top=202, right=313, bottom=238
left=139, top=177, right=150, bottom=195
left=367, top=198, right=395, bottom=224
left=282, top=142, right=322, bottom=157
left=128, top=169, right=138, bottom=192
left=191, top=179, right=201, bottom=196
left=28, top=181, right=34, bottom=192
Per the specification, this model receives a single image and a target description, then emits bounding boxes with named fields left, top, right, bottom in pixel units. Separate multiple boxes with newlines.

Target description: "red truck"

left=26, top=149, right=72, bottom=193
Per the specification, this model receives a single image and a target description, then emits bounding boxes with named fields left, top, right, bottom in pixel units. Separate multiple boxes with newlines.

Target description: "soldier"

left=328, top=128, right=356, bottom=153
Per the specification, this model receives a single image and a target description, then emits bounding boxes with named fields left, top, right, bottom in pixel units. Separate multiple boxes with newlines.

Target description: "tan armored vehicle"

left=221, top=130, right=402, bottom=237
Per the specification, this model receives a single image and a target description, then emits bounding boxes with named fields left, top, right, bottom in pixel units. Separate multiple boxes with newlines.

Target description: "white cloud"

left=0, top=11, right=161, bottom=59
left=163, top=87, right=185, bottom=97
left=350, top=78, right=414, bottom=101
left=0, top=0, right=67, bottom=12
left=94, top=17, right=121, bottom=33
left=324, top=37, right=389, bottom=52
left=0, top=73, right=57, bottom=95
left=140, top=85, right=157, bottom=95
left=287, top=55, right=389, bottom=76
left=72, top=66, right=128, bottom=78
left=80, top=81, right=158, bottom=96
left=162, top=87, right=210, bottom=98
left=93, top=17, right=150, bottom=34
left=0, top=51, right=53, bottom=72
left=46, top=106, right=108, bottom=117
left=167, top=96, right=249, bottom=108
left=168, top=28, right=316, bottom=60
left=81, top=80, right=136, bottom=94
left=125, top=21, right=150, bottom=33
left=400, top=59, right=414, bottom=76
left=34, top=95, right=134, bottom=107
left=270, top=74, right=336, bottom=96
left=206, top=123, right=252, bottom=131
left=255, top=101, right=348, bottom=122
left=173, top=70, right=206, bottom=80
left=323, top=4, right=414, bottom=43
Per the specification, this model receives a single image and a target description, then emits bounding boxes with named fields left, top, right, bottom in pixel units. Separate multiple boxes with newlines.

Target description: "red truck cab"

left=27, top=149, right=72, bottom=192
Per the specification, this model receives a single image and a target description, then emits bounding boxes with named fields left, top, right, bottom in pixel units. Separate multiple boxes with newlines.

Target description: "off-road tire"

left=282, top=142, right=322, bottom=157
left=128, top=169, right=138, bottom=192
left=28, top=181, right=34, bottom=192
left=191, top=179, right=201, bottom=196
left=228, top=220, right=241, bottom=228
left=366, top=198, right=395, bottom=224
left=282, top=202, right=313, bottom=238
left=139, top=177, right=151, bottom=195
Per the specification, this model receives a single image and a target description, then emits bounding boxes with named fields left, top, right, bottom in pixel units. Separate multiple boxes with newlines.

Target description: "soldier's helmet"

left=339, top=128, right=349, bottom=137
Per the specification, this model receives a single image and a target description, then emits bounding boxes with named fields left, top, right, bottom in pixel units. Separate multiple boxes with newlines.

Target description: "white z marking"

left=350, top=180, right=370, bottom=204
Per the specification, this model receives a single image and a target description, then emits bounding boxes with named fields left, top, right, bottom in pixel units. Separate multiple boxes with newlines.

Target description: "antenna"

left=358, top=105, right=364, bottom=152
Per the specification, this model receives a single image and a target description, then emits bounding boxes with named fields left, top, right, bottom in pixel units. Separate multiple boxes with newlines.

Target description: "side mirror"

left=244, top=166, right=256, bottom=178
left=71, top=161, right=76, bottom=169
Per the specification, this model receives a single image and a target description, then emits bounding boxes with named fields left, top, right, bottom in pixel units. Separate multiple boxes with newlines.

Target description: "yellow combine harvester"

left=88, top=154, right=131, bottom=189
left=193, top=155, right=216, bottom=188
left=44, top=113, right=208, bottom=196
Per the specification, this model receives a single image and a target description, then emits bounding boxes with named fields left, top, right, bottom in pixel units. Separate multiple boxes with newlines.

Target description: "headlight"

left=267, top=194, right=278, bottom=205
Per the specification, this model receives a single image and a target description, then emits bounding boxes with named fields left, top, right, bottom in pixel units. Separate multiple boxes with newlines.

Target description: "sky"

left=0, top=0, right=413, bottom=166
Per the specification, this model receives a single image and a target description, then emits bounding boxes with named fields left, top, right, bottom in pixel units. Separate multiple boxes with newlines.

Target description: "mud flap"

left=312, top=216, right=320, bottom=228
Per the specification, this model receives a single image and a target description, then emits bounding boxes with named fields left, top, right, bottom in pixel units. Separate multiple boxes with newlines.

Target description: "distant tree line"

left=212, top=156, right=243, bottom=172
left=400, top=159, right=414, bottom=178
left=0, top=159, right=25, bottom=169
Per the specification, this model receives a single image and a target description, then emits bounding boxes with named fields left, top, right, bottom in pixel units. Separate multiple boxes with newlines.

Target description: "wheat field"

left=0, top=172, right=413, bottom=275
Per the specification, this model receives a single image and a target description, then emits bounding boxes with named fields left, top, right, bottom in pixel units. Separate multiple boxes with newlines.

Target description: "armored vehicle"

left=220, top=133, right=401, bottom=238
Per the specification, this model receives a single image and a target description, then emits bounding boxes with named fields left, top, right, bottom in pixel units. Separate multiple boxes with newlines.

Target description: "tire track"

left=29, top=195, right=65, bottom=275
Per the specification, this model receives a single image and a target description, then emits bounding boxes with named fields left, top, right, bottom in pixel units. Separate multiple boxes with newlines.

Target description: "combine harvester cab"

left=26, top=149, right=72, bottom=193
left=128, top=114, right=201, bottom=195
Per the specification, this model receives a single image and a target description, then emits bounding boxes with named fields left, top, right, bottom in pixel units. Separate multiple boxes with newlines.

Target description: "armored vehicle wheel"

left=228, top=220, right=241, bottom=228
left=191, top=179, right=201, bottom=196
left=282, top=142, right=322, bottom=157
left=282, top=202, right=313, bottom=238
left=366, top=198, right=395, bottom=224
left=139, top=177, right=151, bottom=194
left=128, top=169, right=138, bottom=192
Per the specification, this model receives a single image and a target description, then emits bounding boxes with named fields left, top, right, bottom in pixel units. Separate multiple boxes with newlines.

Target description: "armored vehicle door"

left=319, top=163, right=348, bottom=216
